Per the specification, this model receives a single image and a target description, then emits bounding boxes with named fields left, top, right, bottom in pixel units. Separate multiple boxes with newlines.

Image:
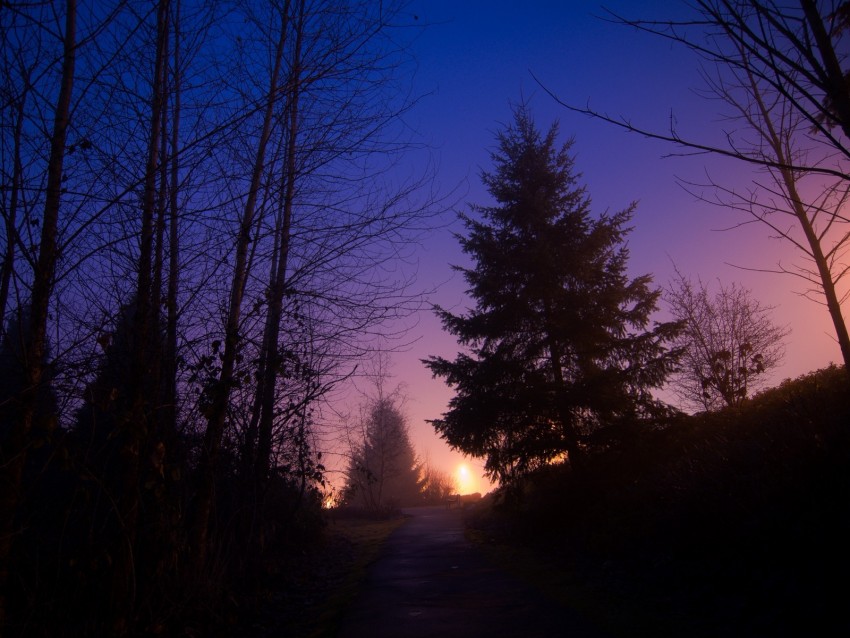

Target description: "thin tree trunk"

left=800, top=0, right=850, bottom=140
left=191, top=7, right=289, bottom=573
left=543, top=300, right=583, bottom=470
left=256, top=0, right=303, bottom=488
left=0, top=84, right=28, bottom=334
left=154, top=88, right=168, bottom=332
left=748, top=65, right=850, bottom=371
left=781, top=170, right=850, bottom=369
left=0, top=0, right=76, bottom=626
left=110, top=0, right=170, bottom=631
left=165, top=0, right=181, bottom=449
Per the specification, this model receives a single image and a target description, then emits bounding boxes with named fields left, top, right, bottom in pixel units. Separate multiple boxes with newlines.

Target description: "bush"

left=470, top=365, right=850, bottom=636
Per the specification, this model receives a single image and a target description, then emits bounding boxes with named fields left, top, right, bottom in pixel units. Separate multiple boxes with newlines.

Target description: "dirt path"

left=336, top=505, right=609, bottom=637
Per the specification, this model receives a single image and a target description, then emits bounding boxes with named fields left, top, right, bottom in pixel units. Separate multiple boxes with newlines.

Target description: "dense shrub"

left=475, top=365, right=850, bottom=636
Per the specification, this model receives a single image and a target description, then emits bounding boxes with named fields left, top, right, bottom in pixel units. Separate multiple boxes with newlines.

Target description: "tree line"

left=0, top=1, right=431, bottom=634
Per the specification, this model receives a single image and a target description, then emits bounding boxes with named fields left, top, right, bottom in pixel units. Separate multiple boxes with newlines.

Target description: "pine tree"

left=424, top=106, right=681, bottom=484
left=343, top=397, right=422, bottom=511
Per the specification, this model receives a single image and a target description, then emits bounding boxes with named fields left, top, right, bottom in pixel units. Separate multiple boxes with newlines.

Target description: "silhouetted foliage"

left=0, top=308, right=68, bottom=633
left=666, top=271, right=789, bottom=411
left=67, top=299, right=181, bottom=633
left=0, top=307, right=57, bottom=446
left=470, top=364, right=849, bottom=636
left=418, top=458, right=457, bottom=504
left=0, top=0, right=427, bottom=634
left=547, top=0, right=850, bottom=373
left=424, top=106, right=681, bottom=483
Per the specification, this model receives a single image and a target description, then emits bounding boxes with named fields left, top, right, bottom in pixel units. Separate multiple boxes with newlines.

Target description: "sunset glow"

left=456, top=463, right=475, bottom=495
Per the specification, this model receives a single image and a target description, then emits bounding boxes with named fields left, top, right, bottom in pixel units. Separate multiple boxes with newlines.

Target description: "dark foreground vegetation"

left=230, top=510, right=404, bottom=638
left=468, top=365, right=850, bottom=638
left=0, top=1, right=429, bottom=634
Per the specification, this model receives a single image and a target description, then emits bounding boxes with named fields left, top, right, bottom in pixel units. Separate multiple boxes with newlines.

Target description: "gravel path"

left=336, top=505, right=609, bottom=638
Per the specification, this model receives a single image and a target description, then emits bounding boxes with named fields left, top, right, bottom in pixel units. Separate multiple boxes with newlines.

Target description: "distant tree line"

left=0, top=0, right=432, bottom=634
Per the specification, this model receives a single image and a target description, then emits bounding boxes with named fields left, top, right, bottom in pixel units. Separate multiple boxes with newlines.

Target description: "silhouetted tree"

left=237, top=0, right=436, bottom=506
left=343, top=396, right=422, bottom=511
left=418, top=456, right=457, bottom=504
left=544, top=0, right=850, bottom=374
left=666, top=270, right=789, bottom=411
left=0, top=0, right=430, bottom=630
left=0, top=0, right=76, bottom=624
left=193, top=0, right=432, bottom=570
left=424, top=106, right=681, bottom=484
left=190, top=0, right=290, bottom=573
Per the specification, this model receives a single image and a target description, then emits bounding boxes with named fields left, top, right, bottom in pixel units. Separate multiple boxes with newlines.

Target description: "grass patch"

left=309, top=515, right=406, bottom=636
left=235, top=513, right=405, bottom=638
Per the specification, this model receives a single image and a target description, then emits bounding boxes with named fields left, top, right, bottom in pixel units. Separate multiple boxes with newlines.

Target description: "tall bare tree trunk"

left=109, top=0, right=170, bottom=631
left=255, top=0, right=303, bottom=489
left=165, top=0, right=181, bottom=454
left=191, top=5, right=289, bottom=573
left=0, top=0, right=76, bottom=626
left=800, top=0, right=850, bottom=140
left=780, top=170, right=850, bottom=368
left=747, top=66, right=850, bottom=371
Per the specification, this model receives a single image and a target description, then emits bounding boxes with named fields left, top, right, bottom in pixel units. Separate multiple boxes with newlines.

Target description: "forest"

left=2, top=1, right=849, bottom=636
left=0, top=0, right=435, bottom=634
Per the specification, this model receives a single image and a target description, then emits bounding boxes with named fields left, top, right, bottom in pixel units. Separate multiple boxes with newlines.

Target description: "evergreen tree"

left=343, top=397, right=422, bottom=511
left=424, top=107, right=681, bottom=484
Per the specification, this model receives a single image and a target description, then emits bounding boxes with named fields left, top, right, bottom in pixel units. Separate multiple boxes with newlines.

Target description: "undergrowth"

left=468, top=365, right=850, bottom=637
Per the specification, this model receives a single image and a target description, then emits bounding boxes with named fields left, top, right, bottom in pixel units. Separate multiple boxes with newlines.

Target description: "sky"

left=335, top=1, right=847, bottom=495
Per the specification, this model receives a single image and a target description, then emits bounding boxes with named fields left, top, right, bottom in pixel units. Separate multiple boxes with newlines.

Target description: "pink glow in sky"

left=329, top=1, right=847, bottom=494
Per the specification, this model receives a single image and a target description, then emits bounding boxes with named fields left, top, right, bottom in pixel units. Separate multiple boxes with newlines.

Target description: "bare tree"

left=189, top=0, right=291, bottom=572
left=666, top=269, right=789, bottom=411
left=418, top=454, right=457, bottom=504
left=0, top=19, right=32, bottom=330
left=540, top=1, right=850, bottom=373
left=0, top=0, right=434, bottom=629
left=0, top=0, right=76, bottom=625
left=192, top=0, right=435, bottom=558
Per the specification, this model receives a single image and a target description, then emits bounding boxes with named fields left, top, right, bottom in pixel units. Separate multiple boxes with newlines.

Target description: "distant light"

left=456, top=463, right=475, bottom=495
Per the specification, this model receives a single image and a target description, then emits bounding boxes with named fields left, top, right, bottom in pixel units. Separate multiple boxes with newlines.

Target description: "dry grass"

left=234, top=513, right=405, bottom=638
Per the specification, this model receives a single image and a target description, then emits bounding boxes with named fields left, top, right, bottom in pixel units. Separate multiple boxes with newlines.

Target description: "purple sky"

left=342, top=1, right=845, bottom=493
